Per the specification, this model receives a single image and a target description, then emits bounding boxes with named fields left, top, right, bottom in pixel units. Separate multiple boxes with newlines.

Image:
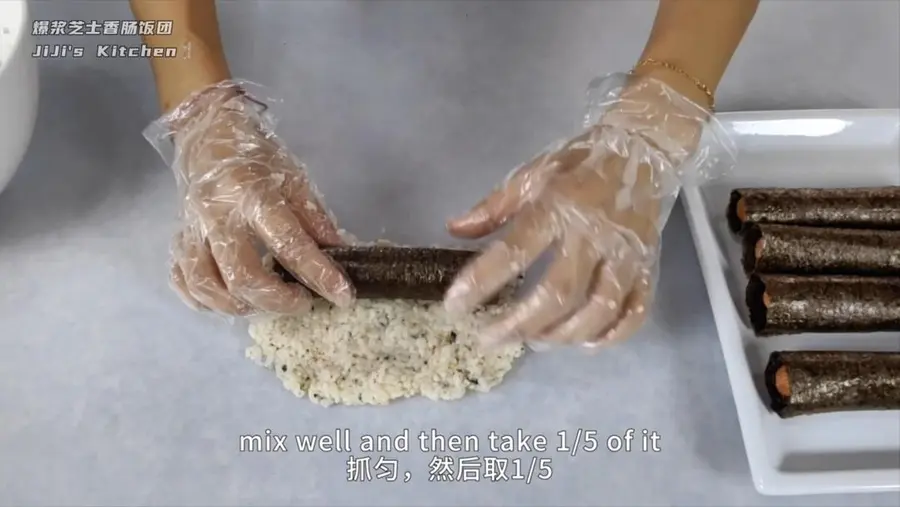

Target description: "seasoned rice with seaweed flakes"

left=246, top=299, right=524, bottom=406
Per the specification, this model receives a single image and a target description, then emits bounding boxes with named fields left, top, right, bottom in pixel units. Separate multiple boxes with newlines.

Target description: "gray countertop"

left=1, top=1, right=899, bottom=505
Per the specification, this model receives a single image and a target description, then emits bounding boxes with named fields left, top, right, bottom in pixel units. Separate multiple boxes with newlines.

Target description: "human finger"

left=540, top=254, right=639, bottom=344
left=177, top=229, right=252, bottom=315
left=169, top=254, right=206, bottom=312
left=250, top=190, right=354, bottom=307
left=479, top=236, right=597, bottom=346
left=584, top=270, right=652, bottom=350
left=444, top=204, right=554, bottom=316
left=446, top=145, right=577, bottom=239
left=447, top=136, right=600, bottom=239
left=207, top=224, right=312, bottom=315
left=283, top=172, right=346, bottom=246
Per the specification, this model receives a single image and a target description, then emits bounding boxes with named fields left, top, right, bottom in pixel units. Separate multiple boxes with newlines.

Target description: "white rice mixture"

left=246, top=298, right=524, bottom=406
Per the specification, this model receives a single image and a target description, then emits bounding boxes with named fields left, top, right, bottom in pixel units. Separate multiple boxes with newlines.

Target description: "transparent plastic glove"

left=444, top=73, right=735, bottom=349
left=143, top=80, right=354, bottom=316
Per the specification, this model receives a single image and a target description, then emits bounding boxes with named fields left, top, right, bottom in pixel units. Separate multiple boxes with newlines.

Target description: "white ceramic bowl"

left=0, top=0, right=39, bottom=196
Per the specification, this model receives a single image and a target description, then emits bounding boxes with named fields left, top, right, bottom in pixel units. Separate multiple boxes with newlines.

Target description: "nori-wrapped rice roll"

left=726, top=187, right=900, bottom=233
left=273, top=246, right=477, bottom=301
left=742, top=224, right=900, bottom=275
left=746, top=274, right=900, bottom=336
left=764, top=350, right=900, bottom=418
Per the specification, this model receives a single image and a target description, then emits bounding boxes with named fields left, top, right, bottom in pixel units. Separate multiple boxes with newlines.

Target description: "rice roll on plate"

left=727, top=186, right=900, bottom=233
left=765, top=350, right=900, bottom=418
left=746, top=274, right=900, bottom=336
left=741, top=224, right=900, bottom=276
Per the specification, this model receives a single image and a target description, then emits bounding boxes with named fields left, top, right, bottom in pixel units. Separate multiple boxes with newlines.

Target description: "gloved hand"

left=443, top=73, right=735, bottom=349
left=144, top=81, right=354, bottom=316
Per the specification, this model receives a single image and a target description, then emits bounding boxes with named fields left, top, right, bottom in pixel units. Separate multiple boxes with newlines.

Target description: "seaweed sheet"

left=726, top=187, right=900, bottom=233
left=273, top=246, right=477, bottom=301
left=764, top=350, right=900, bottom=418
left=746, top=274, right=900, bottom=336
left=742, top=224, right=900, bottom=275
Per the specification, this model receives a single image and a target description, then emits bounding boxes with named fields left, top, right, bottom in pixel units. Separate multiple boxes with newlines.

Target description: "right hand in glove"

left=443, top=72, right=735, bottom=349
left=145, top=82, right=355, bottom=316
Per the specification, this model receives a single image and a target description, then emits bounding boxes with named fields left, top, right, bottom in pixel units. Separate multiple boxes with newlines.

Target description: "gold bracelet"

left=632, top=57, right=716, bottom=112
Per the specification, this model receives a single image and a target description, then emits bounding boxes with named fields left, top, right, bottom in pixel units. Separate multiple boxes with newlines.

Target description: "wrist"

left=165, top=80, right=242, bottom=136
left=630, top=64, right=714, bottom=113
left=156, top=71, right=232, bottom=114
left=149, top=35, right=232, bottom=112
left=598, top=72, right=710, bottom=171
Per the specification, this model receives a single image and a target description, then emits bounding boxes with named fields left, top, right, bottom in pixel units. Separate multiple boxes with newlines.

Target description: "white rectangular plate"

left=682, top=109, right=900, bottom=496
